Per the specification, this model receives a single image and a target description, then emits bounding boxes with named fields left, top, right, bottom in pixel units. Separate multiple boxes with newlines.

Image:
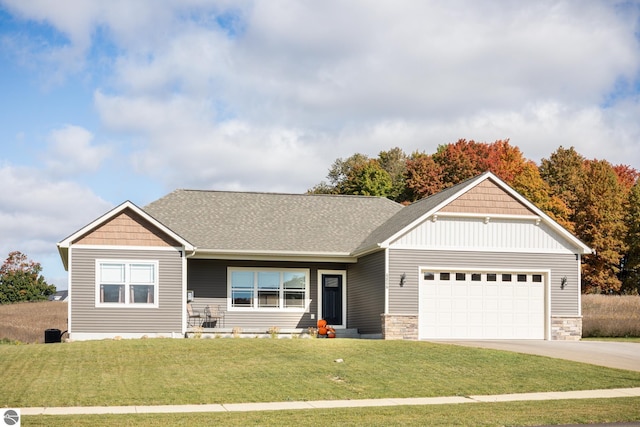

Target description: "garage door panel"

left=419, top=270, right=545, bottom=340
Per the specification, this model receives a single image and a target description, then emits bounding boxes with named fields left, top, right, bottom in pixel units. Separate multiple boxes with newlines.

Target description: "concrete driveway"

left=435, top=340, right=640, bottom=372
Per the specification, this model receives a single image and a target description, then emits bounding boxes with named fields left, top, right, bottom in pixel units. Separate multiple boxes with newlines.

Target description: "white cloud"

left=3, top=0, right=640, bottom=194
left=45, top=125, right=112, bottom=175
left=0, top=164, right=112, bottom=285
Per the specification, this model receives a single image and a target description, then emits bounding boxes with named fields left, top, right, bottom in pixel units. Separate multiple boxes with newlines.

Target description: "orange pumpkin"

left=317, top=319, right=327, bottom=328
left=327, top=331, right=336, bottom=338
left=318, top=326, right=328, bottom=335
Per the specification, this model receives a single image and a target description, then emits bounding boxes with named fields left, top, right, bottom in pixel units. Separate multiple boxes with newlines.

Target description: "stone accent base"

left=551, top=316, right=582, bottom=340
left=381, top=314, right=418, bottom=340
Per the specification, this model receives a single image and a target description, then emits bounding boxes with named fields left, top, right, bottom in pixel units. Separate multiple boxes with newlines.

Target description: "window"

left=517, top=274, right=527, bottom=282
left=440, top=272, right=450, bottom=281
left=502, top=274, right=512, bottom=282
left=471, top=273, right=481, bottom=281
left=456, top=273, right=466, bottom=281
left=96, top=260, right=158, bottom=307
left=229, top=268, right=309, bottom=310
left=424, top=272, right=435, bottom=281
left=532, top=274, right=543, bottom=283
left=487, top=274, right=497, bottom=281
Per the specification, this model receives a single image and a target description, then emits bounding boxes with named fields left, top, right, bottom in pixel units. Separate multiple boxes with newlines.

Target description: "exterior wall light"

left=400, top=273, right=407, bottom=287
left=560, top=276, right=567, bottom=290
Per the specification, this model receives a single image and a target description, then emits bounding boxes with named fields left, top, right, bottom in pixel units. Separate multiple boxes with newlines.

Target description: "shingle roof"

left=353, top=174, right=486, bottom=254
left=144, top=190, right=403, bottom=255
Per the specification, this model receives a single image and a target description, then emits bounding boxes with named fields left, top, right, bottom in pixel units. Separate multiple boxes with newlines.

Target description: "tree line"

left=0, top=251, right=56, bottom=304
left=309, top=139, right=640, bottom=295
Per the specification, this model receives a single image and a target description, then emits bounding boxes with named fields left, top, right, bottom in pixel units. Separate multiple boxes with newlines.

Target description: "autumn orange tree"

left=574, top=160, right=629, bottom=293
left=310, top=141, right=638, bottom=293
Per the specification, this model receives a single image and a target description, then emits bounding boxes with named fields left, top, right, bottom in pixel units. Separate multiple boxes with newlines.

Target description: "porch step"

left=334, top=328, right=360, bottom=339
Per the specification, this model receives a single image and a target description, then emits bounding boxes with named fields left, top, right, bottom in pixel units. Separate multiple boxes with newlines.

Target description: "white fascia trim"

left=381, top=172, right=592, bottom=255
left=380, top=175, right=489, bottom=247
left=192, top=249, right=357, bottom=263
left=57, top=200, right=194, bottom=254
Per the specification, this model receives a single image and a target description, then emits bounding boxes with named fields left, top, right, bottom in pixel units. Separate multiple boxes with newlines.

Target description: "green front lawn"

left=22, top=398, right=640, bottom=427
left=2, top=338, right=640, bottom=408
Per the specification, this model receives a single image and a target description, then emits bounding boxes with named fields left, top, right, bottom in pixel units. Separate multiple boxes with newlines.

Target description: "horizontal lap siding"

left=188, top=259, right=346, bottom=329
left=388, top=249, right=579, bottom=316
left=70, top=247, right=183, bottom=333
left=346, top=251, right=385, bottom=334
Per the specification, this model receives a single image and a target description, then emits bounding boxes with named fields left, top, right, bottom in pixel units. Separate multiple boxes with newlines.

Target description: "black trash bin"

left=44, top=328, right=62, bottom=343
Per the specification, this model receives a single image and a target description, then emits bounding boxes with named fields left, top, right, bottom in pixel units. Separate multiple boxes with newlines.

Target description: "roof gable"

left=57, top=201, right=193, bottom=270
left=439, top=179, right=534, bottom=216
left=355, top=172, right=591, bottom=255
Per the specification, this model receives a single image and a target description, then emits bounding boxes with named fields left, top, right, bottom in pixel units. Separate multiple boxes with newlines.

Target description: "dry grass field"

left=582, top=294, right=640, bottom=337
left=0, top=301, right=68, bottom=343
left=0, top=295, right=638, bottom=343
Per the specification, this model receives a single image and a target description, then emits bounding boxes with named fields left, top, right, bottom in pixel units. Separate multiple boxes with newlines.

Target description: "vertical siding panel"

left=388, top=249, right=579, bottom=316
left=347, top=251, right=385, bottom=334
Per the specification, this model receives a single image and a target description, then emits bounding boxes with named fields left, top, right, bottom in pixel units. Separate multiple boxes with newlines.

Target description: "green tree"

left=0, top=251, right=56, bottom=304
left=574, top=160, right=628, bottom=293
left=308, top=153, right=370, bottom=194
left=539, top=146, right=585, bottom=221
left=343, top=159, right=393, bottom=197
left=378, top=147, right=408, bottom=202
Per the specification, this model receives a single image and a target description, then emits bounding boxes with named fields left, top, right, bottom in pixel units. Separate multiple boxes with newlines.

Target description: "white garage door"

left=419, top=270, right=545, bottom=340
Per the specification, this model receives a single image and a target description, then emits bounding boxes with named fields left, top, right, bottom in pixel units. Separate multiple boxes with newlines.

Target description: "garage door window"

left=502, top=274, right=512, bottom=281
left=471, top=273, right=481, bottom=281
left=532, top=274, right=542, bottom=282
left=424, top=272, right=435, bottom=280
left=517, top=274, right=527, bottom=282
left=440, top=273, right=450, bottom=280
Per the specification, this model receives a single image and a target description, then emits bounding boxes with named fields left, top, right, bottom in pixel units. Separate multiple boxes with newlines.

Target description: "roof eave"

left=190, top=248, right=359, bottom=263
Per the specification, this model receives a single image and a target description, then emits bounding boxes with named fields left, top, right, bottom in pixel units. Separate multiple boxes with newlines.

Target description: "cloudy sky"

left=1, top=1, right=639, bottom=288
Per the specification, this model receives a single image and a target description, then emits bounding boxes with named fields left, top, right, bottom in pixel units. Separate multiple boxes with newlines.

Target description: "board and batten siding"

left=392, top=217, right=577, bottom=254
left=70, top=247, right=184, bottom=334
left=187, top=259, right=347, bottom=330
left=346, top=250, right=386, bottom=334
left=388, top=249, right=580, bottom=316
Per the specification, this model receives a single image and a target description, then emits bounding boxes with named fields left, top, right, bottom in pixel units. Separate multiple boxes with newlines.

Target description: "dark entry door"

left=322, top=274, right=343, bottom=325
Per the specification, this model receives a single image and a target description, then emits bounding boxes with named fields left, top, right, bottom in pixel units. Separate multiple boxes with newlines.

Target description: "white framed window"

left=228, top=267, right=309, bottom=311
left=96, top=260, right=159, bottom=307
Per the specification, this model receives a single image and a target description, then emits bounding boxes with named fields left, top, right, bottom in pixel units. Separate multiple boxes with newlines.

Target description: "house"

left=57, top=172, right=591, bottom=341
left=48, top=290, right=69, bottom=302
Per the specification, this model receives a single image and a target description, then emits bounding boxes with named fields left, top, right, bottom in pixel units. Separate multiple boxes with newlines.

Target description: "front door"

left=322, top=274, right=343, bottom=326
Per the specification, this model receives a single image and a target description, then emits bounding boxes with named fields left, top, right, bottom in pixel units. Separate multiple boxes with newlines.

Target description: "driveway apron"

left=434, top=340, right=640, bottom=372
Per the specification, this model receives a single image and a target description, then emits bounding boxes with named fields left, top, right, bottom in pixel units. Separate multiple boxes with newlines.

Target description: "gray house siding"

left=388, top=249, right=580, bottom=316
left=346, top=250, right=386, bottom=334
left=187, top=259, right=346, bottom=330
left=70, top=247, right=183, bottom=334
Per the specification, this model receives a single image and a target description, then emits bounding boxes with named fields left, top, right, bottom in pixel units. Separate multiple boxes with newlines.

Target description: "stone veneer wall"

left=551, top=316, right=582, bottom=341
left=381, top=314, right=418, bottom=340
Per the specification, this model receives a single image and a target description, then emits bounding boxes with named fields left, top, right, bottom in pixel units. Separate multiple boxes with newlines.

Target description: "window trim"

left=227, top=267, right=310, bottom=312
left=95, top=259, right=159, bottom=308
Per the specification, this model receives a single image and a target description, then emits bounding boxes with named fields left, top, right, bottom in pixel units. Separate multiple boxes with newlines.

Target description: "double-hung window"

left=96, top=260, right=158, bottom=307
left=229, top=268, right=309, bottom=310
